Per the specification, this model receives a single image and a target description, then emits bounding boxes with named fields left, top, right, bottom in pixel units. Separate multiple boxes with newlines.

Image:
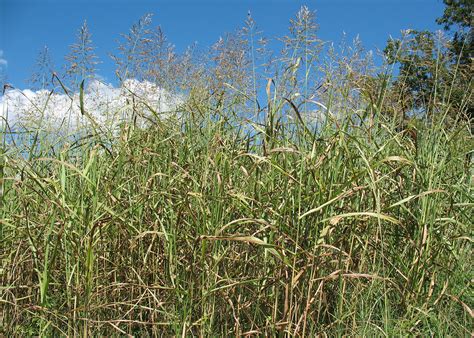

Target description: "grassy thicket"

left=1, top=9, right=473, bottom=336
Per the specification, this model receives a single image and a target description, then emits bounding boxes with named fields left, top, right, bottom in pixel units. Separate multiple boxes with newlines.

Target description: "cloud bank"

left=1, top=79, right=183, bottom=135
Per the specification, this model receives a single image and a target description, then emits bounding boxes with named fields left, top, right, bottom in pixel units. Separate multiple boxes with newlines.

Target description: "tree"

left=384, top=30, right=443, bottom=115
left=437, top=0, right=473, bottom=122
left=436, top=0, right=473, bottom=65
left=383, top=0, right=473, bottom=123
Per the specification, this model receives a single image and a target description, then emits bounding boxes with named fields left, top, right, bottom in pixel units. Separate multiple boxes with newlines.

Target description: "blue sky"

left=1, top=0, right=446, bottom=89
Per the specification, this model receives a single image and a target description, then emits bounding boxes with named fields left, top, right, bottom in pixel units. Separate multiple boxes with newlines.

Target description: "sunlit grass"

left=2, top=97, right=472, bottom=335
left=1, top=7, right=473, bottom=336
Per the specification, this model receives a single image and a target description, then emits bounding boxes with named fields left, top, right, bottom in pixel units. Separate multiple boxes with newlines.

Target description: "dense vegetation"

left=1, top=2, right=472, bottom=336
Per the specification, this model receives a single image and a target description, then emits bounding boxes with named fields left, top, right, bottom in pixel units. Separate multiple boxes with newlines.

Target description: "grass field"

left=1, top=9, right=473, bottom=336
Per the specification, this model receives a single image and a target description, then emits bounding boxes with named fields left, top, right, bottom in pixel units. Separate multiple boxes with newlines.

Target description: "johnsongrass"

left=1, top=93, right=472, bottom=336
left=1, top=9, right=472, bottom=335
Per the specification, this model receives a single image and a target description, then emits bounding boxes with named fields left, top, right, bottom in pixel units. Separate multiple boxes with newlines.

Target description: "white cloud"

left=0, top=79, right=184, bottom=136
left=0, top=50, right=7, bottom=67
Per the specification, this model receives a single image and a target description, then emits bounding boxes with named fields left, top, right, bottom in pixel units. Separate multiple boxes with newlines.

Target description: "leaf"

left=200, top=235, right=272, bottom=247
left=381, top=156, right=414, bottom=165
left=321, top=212, right=400, bottom=225
left=199, top=235, right=285, bottom=263
left=299, top=186, right=365, bottom=219
left=79, top=79, right=85, bottom=116
left=389, top=189, right=446, bottom=208
left=284, top=98, right=316, bottom=144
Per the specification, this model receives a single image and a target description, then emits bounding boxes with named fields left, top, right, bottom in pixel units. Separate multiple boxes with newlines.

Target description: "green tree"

left=436, top=0, right=473, bottom=65
left=383, top=0, right=473, bottom=123
left=384, top=30, right=443, bottom=114
left=437, top=0, right=473, bottom=122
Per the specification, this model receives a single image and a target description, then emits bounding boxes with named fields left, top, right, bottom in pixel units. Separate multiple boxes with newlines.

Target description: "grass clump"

left=1, top=7, right=473, bottom=336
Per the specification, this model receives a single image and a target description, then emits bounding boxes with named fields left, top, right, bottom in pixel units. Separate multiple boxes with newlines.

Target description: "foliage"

left=384, top=0, right=473, bottom=123
left=436, top=0, right=474, bottom=65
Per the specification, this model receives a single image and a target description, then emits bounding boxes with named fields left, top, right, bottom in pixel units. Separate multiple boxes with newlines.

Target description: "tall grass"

left=1, top=8, right=473, bottom=336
